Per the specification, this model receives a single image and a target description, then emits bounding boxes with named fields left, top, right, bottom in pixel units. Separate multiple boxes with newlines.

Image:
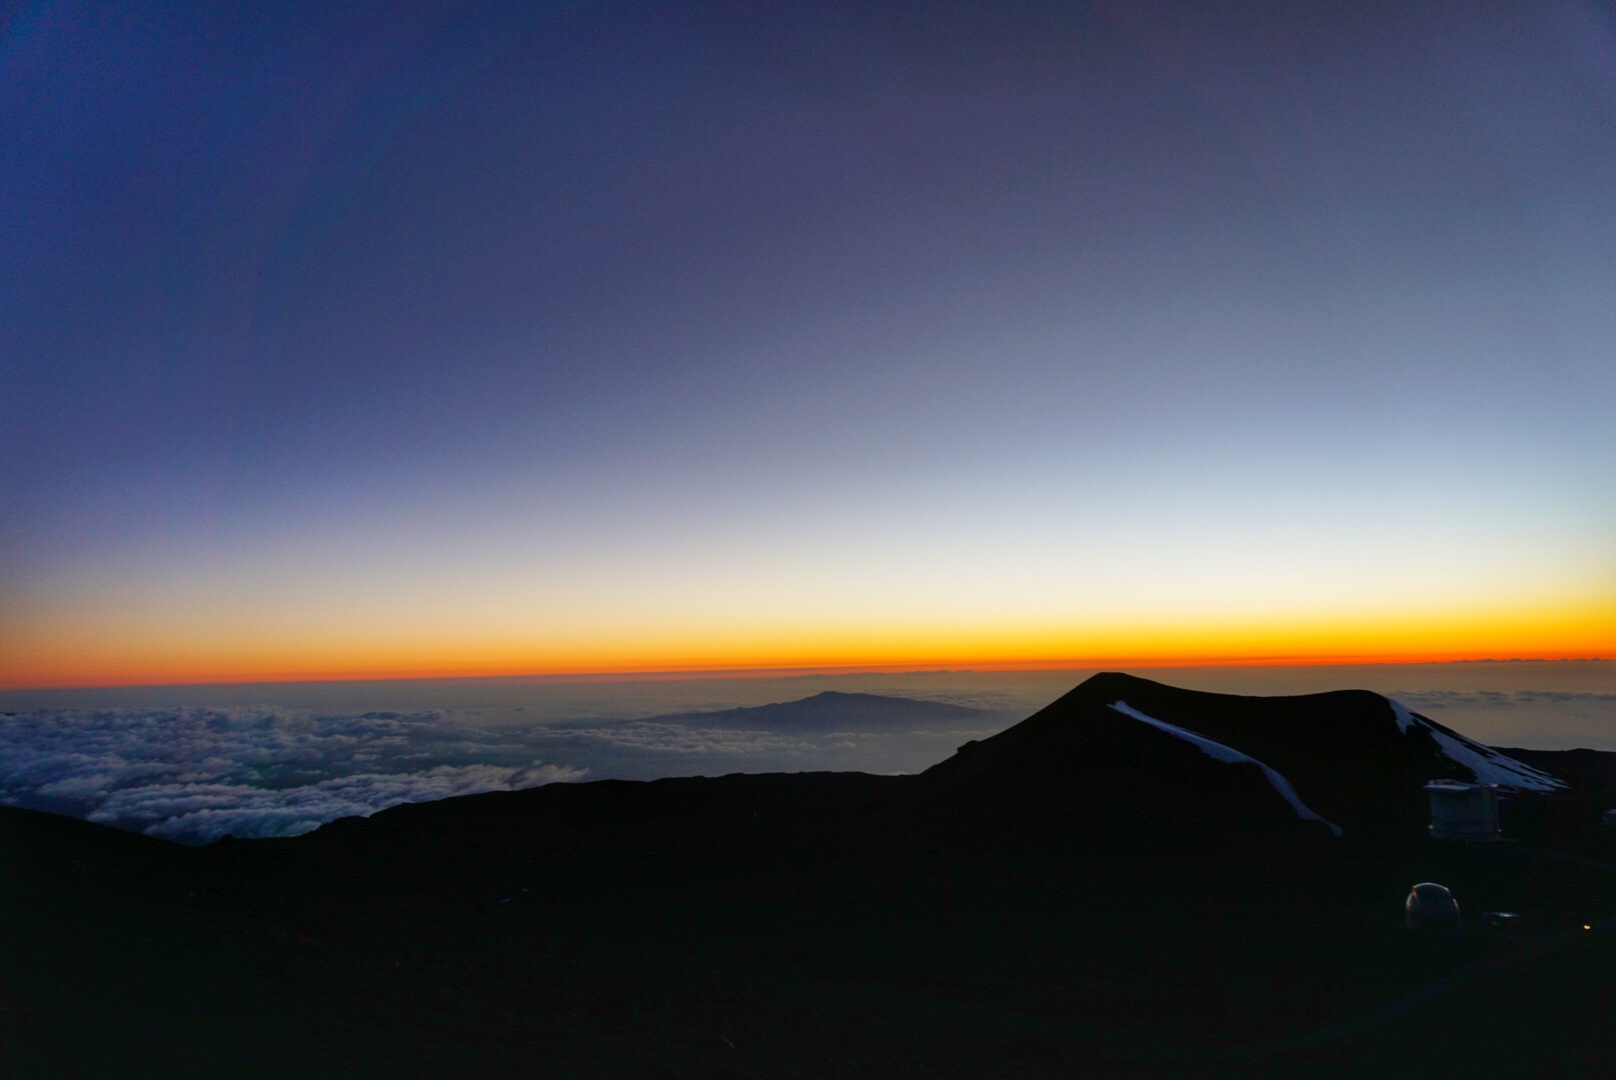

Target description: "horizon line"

left=4, top=653, right=1608, bottom=694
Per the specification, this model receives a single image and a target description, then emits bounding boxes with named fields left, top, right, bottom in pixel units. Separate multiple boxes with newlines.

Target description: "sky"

left=3, top=0, right=1614, bottom=689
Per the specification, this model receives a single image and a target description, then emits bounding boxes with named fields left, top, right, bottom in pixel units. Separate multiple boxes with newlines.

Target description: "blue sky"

left=3, top=1, right=1613, bottom=686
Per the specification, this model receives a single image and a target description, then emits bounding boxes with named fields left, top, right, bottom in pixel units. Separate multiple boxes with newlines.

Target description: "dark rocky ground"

left=7, top=673, right=1616, bottom=1079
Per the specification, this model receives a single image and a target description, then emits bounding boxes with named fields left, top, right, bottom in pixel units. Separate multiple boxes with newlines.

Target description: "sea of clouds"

left=0, top=707, right=591, bottom=843
left=0, top=703, right=999, bottom=844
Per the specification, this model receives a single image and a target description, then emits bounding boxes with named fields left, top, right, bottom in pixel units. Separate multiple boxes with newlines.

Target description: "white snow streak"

left=1388, top=700, right=1563, bottom=792
left=1110, top=701, right=1343, bottom=837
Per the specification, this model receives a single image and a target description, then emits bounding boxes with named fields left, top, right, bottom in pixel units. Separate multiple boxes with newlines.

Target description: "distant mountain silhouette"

left=645, top=689, right=1000, bottom=731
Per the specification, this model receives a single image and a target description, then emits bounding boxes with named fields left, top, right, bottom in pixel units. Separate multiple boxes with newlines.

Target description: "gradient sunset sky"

left=3, top=1, right=1613, bottom=689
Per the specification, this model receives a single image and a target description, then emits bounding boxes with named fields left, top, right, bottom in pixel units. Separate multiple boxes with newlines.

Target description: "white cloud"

left=0, top=698, right=1000, bottom=842
left=0, top=707, right=585, bottom=843
left=86, top=763, right=586, bottom=843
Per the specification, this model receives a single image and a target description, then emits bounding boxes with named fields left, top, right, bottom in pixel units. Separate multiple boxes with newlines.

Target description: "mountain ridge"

left=8, top=673, right=1616, bottom=1079
left=638, top=688, right=1000, bottom=731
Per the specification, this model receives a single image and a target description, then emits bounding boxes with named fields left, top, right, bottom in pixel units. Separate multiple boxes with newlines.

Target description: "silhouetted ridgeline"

left=649, top=689, right=998, bottom=731
left=7, top=672, right=1616, bottom=1079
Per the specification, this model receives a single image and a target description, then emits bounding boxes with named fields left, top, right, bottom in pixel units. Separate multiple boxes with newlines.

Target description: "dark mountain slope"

left=986, top=672, right=1563, bottom=837
left=888, top=695, right=1342, bottom=857
left=262, top=769, right=904, bottom=891
left=6, top=675, right=1616, bottom=1080
left=1497, top=746, right=1616, bottom=795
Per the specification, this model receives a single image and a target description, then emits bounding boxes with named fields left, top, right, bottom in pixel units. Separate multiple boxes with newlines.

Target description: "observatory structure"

left=1423, top=780, right=1503, bottom=841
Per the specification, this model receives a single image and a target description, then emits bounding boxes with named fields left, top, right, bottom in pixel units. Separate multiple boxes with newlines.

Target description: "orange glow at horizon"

left=5, top=598, right=1611, bottom=690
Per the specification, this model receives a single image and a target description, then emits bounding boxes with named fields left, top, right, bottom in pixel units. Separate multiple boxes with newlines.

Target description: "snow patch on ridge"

left=1389, top=699, right=1564, bottom=792
left=1110, top=701, right=1343, bottom=837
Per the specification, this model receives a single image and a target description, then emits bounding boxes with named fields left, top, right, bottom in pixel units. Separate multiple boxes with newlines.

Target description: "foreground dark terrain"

left=7, top=673, right=1616, bottom=1079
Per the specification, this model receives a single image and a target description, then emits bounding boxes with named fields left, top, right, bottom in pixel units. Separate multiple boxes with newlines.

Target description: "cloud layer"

left=0, top=707, right=584, bottom=843
left=0, top=699, right=1001, bottom=843
left=1391, top=690, right=1616, bottom=709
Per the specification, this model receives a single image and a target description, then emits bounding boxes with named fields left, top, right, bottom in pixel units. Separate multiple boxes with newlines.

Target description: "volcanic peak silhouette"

left=902, top=672, right=1561, bottom=846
